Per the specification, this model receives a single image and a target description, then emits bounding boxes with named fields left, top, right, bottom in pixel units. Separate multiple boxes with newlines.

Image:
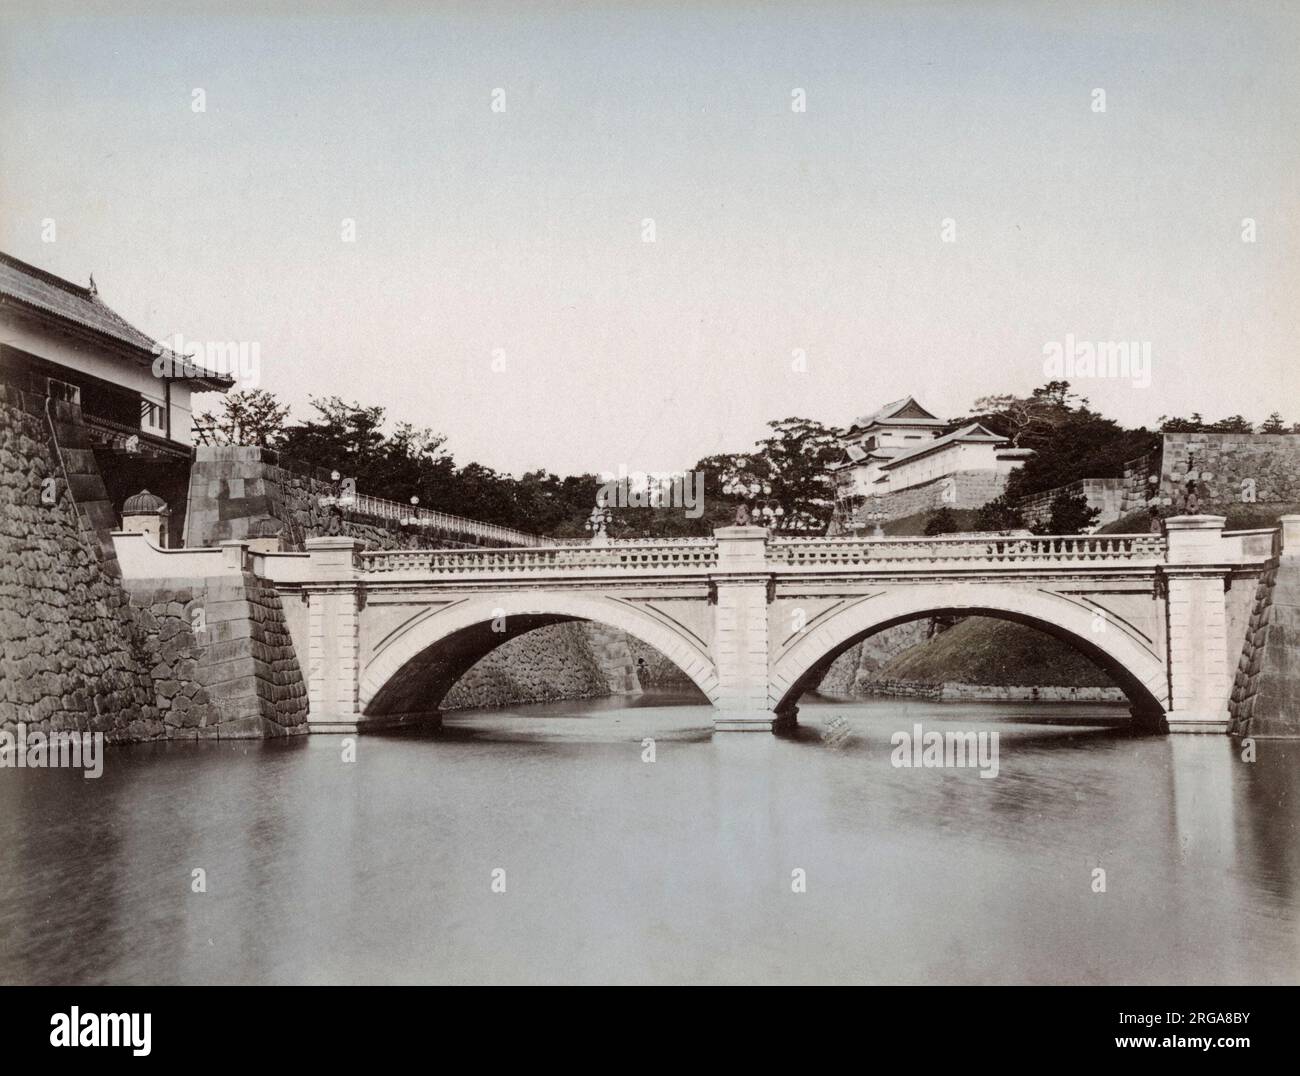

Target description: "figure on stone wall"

left=1182, top=483, right=1201, bottom=515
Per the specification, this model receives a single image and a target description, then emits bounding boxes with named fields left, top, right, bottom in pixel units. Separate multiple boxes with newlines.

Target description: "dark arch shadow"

left=776, top=608, right=1167, bottom=731
left=366, top=614, right=708, bottom=720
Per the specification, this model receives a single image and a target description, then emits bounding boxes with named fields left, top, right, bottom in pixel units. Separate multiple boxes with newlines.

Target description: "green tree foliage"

left=1031, top=489, right=1100, bottom=536
left=924, top=507, right=960, bottom=535
left=1261, top=412, right=1287, bottom=434
left=195, top=388, right=290, bottom=448
left=972, top=494, right=1025, bottom=532
left=1004, top=383, right=1159, bottom=500
left=1159, top=412, right=1259, bottom=433
left=266, top=395, right=601, bottom=534
left=969, top=381, right=1081, bottom=448
left=700, top=418, right=844, bottom=534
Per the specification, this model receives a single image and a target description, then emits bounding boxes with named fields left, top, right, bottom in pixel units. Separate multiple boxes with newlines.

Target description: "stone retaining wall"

left=441, top=622, right=613, bottom=711
left=854, top=679, right=1126, bottom=703
left=816, top=621, right=934, bottom=695
left=874, top=470, right=1011, bottom=523
left=1161, top=432, right=1300, bottom=512
left=1017, top=478, right=1127, bottom=529
left=1121, top=448, right=1162, bottom=516
left=0, top=382, right=159, bottom=741
left=185, top=446, right=491, bottom=552
left=125, top=575, right=308, bottom=739
left=623, top=634, right=698, bottom=689
left=1229, top=546, right=1300, bottom=738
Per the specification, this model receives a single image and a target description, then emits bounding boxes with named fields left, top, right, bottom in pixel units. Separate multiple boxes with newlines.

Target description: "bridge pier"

left=304, top=537, right=365, bottom=733
left=1163, top=517, right=1232, bottom=733
left=711, top=526, right=793, bottom=732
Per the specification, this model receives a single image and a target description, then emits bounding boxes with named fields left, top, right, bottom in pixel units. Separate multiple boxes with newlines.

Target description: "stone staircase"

left=44, top=396, right=122, bottom=575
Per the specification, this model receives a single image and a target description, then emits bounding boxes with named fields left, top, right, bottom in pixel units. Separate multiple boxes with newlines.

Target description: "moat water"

left=1, top=692, right=1297, bottom=984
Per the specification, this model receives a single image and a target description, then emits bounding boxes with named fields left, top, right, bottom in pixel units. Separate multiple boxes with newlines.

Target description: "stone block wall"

left=1229, top=550, right=1300, bottom=738
left=441, top=621, right=613, bottom=711
left=830, top=470, right=1013, bottom=533
left=582, top=623, right=642, bottom=695
left=125, top=575, right=308, bottom=739
left=1121, top=449, right=1162, bottom=516
left=185, top=446, right=489, bottom=552
left=624, top=634, right=699, bottom=689
left=1161, top=433, right=1300, bottom=512
left=1017, top=478, right=1127, bottom=529
left=875, top=469, right=1011, bottom=522
left=0, top=380, right=159, bottom=741
left=816, top=621, right=934, bottom=695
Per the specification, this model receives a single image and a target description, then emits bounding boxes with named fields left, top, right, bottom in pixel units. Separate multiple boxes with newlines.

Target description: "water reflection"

left=0, top=695, right=1295, bottom=984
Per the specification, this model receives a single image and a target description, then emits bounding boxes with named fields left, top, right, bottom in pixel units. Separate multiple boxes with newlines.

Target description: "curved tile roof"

left=0, top=251, right=234, bottom=392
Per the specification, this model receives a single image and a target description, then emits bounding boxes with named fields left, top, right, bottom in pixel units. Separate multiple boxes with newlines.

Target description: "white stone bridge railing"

left=112, top=519, right=1279, bottom=587
left=765, top=533, right=1168, bottom=570
left=348, top=527, right=1273, bottom=579
left=357, top=537, right=720, bottom=576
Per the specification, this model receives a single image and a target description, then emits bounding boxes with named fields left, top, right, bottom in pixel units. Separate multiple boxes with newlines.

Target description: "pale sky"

left=3, top=0, right=1297, bottom=476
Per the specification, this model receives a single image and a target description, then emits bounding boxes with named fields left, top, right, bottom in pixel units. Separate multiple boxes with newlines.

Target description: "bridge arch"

left=769, top=584, right=1169, bottom=717
left=359, top=591, right=720, bottom=718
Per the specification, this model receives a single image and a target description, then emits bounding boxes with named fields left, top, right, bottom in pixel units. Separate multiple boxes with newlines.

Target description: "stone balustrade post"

left=1164, top=515, right=1231, bottom=732
left=1279, top=514, right=1300, bottom=557
left=219, top=539, right=250, bottom=574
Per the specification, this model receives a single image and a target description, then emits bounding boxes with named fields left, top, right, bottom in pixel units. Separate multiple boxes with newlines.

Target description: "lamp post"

left=866, top=493, right=885, bottom=538
left=402, top=495, right=422, bottom=527
left=723, top=474, right=779, bottom=529
left=754, top=500, right=784, bottom=530
left=586, top=504, right=612, bottom=545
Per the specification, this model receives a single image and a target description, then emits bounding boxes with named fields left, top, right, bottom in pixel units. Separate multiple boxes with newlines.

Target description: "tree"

left=970, top=381, right=1080, bottom=448
left=973, top=495, right=1025, bottom=532
left=1261, top=412, right=1287, bottom=434
left=1005, top=399, right=1159, bottom=502
left=924, top=507, right=960, bottom=535
left=1032, top=489, right=1099, bottom=536
left=1159, top=413, right=1205, bottom=433
left=195, top=388, right=290, bottom=448
left=278, top=396, right=387, bottom=486
left=754, top=416, right=844, bottom=531
left=1208, top=414, right=1254, bottom=433
left=701, top=418, right=845, bottom=534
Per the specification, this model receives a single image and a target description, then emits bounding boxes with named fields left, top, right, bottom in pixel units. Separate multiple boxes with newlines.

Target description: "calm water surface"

left=1, top=693, right=1297, bottom=984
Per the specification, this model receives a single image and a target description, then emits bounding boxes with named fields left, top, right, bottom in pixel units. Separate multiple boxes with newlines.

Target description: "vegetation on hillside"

left=196, top=390, right=843, bottom=538
left=197, top=382, right=1295, bottom=539
left=875, top=617, right=1116, bottom=688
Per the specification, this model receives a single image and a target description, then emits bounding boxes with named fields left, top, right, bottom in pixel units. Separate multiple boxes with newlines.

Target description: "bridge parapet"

left=358, top=537, right=719, bottom=577
left=766, top=533, right=1167, bottom=571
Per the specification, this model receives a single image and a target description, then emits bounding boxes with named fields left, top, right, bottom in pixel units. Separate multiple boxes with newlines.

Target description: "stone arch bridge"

left=232, top=517, right=1278, bottom=735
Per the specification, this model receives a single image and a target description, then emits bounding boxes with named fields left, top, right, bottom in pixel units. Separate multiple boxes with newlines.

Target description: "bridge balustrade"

left=359, top=537, right=720, bottom=575
left=767, top=533, right=1167, bottom=567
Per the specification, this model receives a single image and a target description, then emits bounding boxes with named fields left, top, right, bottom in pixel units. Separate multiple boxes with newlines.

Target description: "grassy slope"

left=880, top=508, right=983, bottom=535
left=1099, top=503, right=1300, bottom=534
left=875, top=617, right=1114, bottom=687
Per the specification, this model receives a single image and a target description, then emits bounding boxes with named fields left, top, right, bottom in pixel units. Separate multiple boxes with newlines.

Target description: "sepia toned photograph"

left=1, top=0, right=1296, bottom=1019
